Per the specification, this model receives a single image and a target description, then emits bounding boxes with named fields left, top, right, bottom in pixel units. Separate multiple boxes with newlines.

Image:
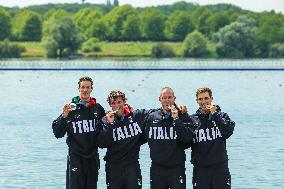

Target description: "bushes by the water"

left=81, top=37, right=101, bottom=52
left=151, top=43, right=175, bottom=58
left=0, top=39, right=25, bottom=58
left=182, top=31, right=210, bottom=57
left=269, top=43, right=284, bottom=58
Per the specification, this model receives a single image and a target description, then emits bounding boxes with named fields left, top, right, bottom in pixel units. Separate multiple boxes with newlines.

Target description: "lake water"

left=0, top=59, right=284, bottom=189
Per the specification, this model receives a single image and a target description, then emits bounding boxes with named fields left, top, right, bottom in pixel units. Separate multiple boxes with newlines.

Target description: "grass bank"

left=16, top=41, right=217, bottom=58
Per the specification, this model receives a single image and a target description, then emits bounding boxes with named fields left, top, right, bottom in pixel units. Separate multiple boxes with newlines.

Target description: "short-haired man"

left=145, top=87, right=200, bottom=189
left=191, top=87, right=235, bottom=189
left=52, top=76, right=105, bottom=189
left=97, top=90, right=153, bottom=189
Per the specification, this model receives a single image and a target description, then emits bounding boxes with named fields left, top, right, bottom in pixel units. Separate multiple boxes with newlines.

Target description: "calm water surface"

left=0, top=60, right=284, bottom=189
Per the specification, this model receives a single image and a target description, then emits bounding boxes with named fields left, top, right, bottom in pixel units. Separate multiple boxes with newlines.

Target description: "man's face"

left=159, top=89, right=176, bottom=111
left=79, top=80, right=92, bottom=101
left=196, top=92, right=213, bottom=112
left=109, top=97, right=126, bottom=115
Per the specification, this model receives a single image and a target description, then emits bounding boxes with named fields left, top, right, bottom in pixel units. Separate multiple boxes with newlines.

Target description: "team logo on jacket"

left=71, top=119, right=96, bottom=134
left=193, top=127, right=222, bottom=143
left=148, top=126, right=177, bottom=140
left=113, top=122, right=142, bottom=141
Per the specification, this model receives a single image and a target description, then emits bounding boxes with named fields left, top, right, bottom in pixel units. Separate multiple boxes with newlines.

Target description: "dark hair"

left=196, top=87, right=212, bottom=98
left=78, top=76, right=93, bottom=89
left=107, top=90, right=126, bottom=105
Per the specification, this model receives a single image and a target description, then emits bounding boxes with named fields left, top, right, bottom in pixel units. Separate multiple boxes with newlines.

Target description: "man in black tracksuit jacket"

left=191, top=87, right=235, bottom=189
left=145, top=87, right=200, bottom=189
left=52, top=77, right=105, bottom=189
left=97, top=90, right=153, bottom=189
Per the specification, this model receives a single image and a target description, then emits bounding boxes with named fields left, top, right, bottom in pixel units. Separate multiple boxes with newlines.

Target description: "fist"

left=206, top=105, right=217, bottom=114
left=106, top=109, right=115, bottom=124
left=171, top=107, right=179, bottom=119
left=62, top=104, right=70, bottom=118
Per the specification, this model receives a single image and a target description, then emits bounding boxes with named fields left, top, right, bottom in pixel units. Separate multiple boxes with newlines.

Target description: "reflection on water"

left=0, top=60, right=284, bottom=188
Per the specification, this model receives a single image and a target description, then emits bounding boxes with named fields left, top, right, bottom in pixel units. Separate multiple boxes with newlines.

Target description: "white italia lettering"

left=113, top=129, right=117, bottom=141
left=194, top=130, right=199, bottom=143
left=133, top=122, right=142, bottom=135
left=71, top=119, right=96, bottom=134
left=77, top=121, right=83, bottom=133
left=164, top=128, right=169, bottom=139
left=194, top=127, right=223, bottom=143
left=211, top=127, right=216, bottom=139
left=72, top=122, right=77, bottom=133
left=117, top=127, right=125, bottom=140
left=88, top=119, right=95, bottom=132
left=124, top=126, right=131, bottom=138
left=206, top=128, right=212, bottom=141
left=199, top=129, right=206, bottom=142
left=149, top=127, right=177, bottom=140
left=152, top=127, right=157, bottom=139
left=112, top=122, right=142, bottom=141
left=129, top=124, right=134, bottom=136
left=82, top=120, right=89, bottom=133
left=215, top=127, right=222, bottom=138
left=169, top=127, right=174, bottom=139
left=157, top=127, right=164, bottom=139
left=148, top=127, right=152, bottom=139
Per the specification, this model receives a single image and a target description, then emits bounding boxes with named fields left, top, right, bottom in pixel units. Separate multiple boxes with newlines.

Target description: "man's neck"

left=80, top=97, right=89, bottom=102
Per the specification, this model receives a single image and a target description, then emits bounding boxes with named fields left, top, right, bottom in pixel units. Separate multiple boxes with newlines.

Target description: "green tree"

left=141, top=9, right=166, bottom=41
left=73, top=8, right=102, bottom=37
left=191, top=7, right=212, bottom=36
left=255, top=12, right=284, bottom=57
left=12, top=10, right=42, bottom=41
left=206, top=12, right=230, bottom=38
left=0, top=39, right=25, bottom=58
left=87, top=19, right=109, bottom=40
left=103, top=5, right=137, bottom=41
left=42, top=15, right=84, bottom=57
left=151, top=43, right=175, bottom=58
left=43, top=9, right=70, bottom=21
left=183, top=30, right=210, bottom=57
left=121, top=14, right=141, bottom=40
left=165, top=11, right=195, bottom=41
left=0, top=8, right=11, bottom=40
left=212, top=15, right=257, bottom=58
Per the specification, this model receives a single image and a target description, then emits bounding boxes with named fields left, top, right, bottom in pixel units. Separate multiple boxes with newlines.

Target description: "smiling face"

left=109, top=97, right=126, bottom=116
left=196, top=92, right=213, bottom=113
left=78, top=80, right=93, bottom=101
left=159, top=88, right=176, bottom=112
left=107, top=90, right=127, bottom=117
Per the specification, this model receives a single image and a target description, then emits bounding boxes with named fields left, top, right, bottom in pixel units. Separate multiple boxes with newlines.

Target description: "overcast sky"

left=1, top=0, right=284, bottom=13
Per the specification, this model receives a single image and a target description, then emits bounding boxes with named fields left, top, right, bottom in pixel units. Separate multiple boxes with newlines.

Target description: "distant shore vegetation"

left=0, top=1, right=284, bottom=58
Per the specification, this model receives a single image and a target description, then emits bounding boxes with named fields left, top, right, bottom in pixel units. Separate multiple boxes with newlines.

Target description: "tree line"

left=0, top=1, right=284, bottom=58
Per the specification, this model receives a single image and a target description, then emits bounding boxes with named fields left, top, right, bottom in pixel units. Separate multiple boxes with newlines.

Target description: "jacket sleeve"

left=96, top=103, right=106, bottom=120
left=174, top=113, right=200, bottom=144
left=96, top=117, right=115, bottom=148
left=52, top=115, right=68, bottom=138
left=211, top=112, right=235, bottom=139
left=133, top=109, right=153, bottom=145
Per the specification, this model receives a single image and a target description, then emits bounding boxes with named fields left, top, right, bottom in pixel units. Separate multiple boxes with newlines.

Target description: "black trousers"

left=192, top=162, right=231, bottom=189
left=66, top=152, right=99, bottom=189
left=105, top=161, right=142, bottom=189
left=150, top=163, right=186, bottom=189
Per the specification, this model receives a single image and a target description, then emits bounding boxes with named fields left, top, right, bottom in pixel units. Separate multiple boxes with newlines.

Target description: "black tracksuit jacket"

left=97, top=109, right=151, bottom=165
left=52, top=102, right=105, bottom=158
left=145, top=109, right=200, bottom=167
left=190, top=107, right=235, bottom=167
